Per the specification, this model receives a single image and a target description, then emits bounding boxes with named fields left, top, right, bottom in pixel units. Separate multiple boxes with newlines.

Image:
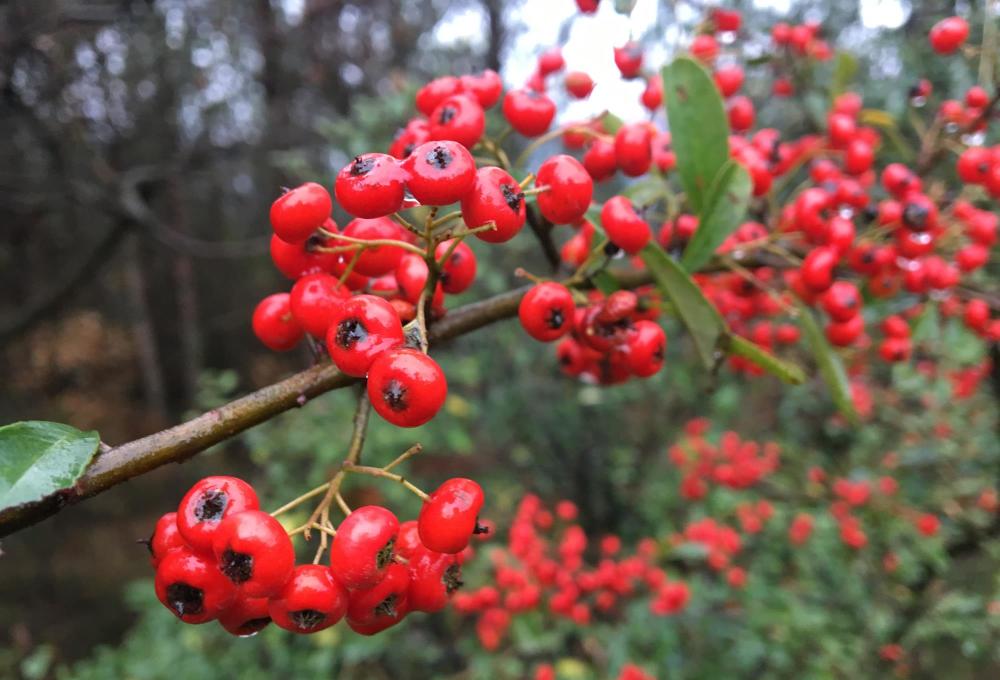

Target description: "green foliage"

left=661, top=58, right=730, bottom=214
left=0, top=421, right=99, bottom=511
left=795, top=303, right=859, bottom=425
left=680, top=161, right=752, bottom=273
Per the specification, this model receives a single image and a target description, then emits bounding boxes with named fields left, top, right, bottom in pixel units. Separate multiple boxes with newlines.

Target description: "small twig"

left=383, top=443, right=424, bottom=472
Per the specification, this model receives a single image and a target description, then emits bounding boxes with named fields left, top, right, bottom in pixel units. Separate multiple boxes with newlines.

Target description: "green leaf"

left=830, top=51, right=859, bottom=97
left=720, top=333, right=807, bottom=385
left=681, top=161, right=752, bottom=272
left=661, top=57, right=730, bottom=214
left=0, top=421, right=100, bottom=512
left=600, top=111, right=624, bottom=135
left=591, top=270, right=621, bottom=295
left=795, top=304, right=859, bottom=424
left=640, top=242, right=725, bottom=369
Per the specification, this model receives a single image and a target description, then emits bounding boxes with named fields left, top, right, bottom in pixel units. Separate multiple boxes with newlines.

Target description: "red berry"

left=929, top=16, right=969, bottom=55
left=502, top=89, right=556, bottom=137
left=965, top=85, right=990, bottom=108
left=825, top=313, right=864, bottom=346
left=844, top=140, right=874, bottom=175
left=429, top=94, right=486, bottom=149
left=325, top=294, right=404, bottom=377
left=728, top=96, right=755, bottom=132
left=218, top=596, right=271, bottom=637
left=800, top=246, right=839, bottom=293
left=394, top=253, right=444, bottom=308
left=334, top=153, right=407, bottom=218
left=613, top=42, right=643, bottom=79
left=252, top=293, right=304, bottom=352
left=956, top=146, right=992, bottom=184
left=290, top=273, right=349, bottom=338
left=714, top=65, right=744, bottom=97
left=346, top=562, right=410, bottom=635
left=460, top=166, right=527, bottom=243
left=601, top=195, right=651, bottom=254
left=690, top=34, right=719, bottom=63
left=459, top=69, right=503, bottom=108
left=537, top=47, right=565, bottom=76
left=176, top=476, right=260, bottom=554
left=415, top=76, right=462, bottom=117
left=366, top=348, right=448, bottom=428
left=711, top=8, right=742, bottom=32
left=270, top=229, right=340, bottom=280
left=622, top=320, right=666, bottom=377
left=614, top=123, right=653, bottom=177
left=212, top=509, right=295, bottom=598
left=389, top=118, right=431, bottom=159
left=270, top=182, right=332, bottom=244
left=901, top=194, right=938, bottom=232
left=565, top=71, right=595, bottom=99
left=435, top=239, right=478, bottom=294
left=820, top=281, right=862, bottom=322
left=403, top=140, right=477, bottom=206
left=329, top=505, right=400, bottom=590
left=148, top=512, right=187, bottom=568
left=268, top=564, right=349, bottom=633
left=583, top=138, right=618, bottom=181
left=407, top=545, right=463, bottom=613
left=418, top=478, right=485, bottom=554
left=519, top=282, right=576, bottom=342
left=341, top=217, right=408, bottom=277
left=640, top=75, right=663, bottom=110
left=395, top=520, right=423, bottom=560
left=155, top=548, right=236, bottom=624
left=535, top=155, right=593, bottom=225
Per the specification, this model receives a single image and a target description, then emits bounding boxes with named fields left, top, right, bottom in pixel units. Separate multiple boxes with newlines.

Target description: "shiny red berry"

left=929, top=16, right=969, bottom=55
left=535, top=155, right=593, bottom=225
left=601, top=195, right=651, bottom=254
left=407, top=545, right=463, bottom=613
left=519, top=282, right=575, bottom=342
left=435, top=239, right=478, bottom=294
left=502, top=89, right=556, bottom=137
left=460, top=166, right=526, bottom=243
left=270, top=228, right=340, bottom=280
left=325, top=294, right=404, bottom=377
left=252, top=293, right=304, bottom=352
left=346, top=562, right=410, bottom=635
left=367, top=348, right=448, bottom=428
left=218, top=596, right=271, bottom=637
left=155, top=548, right=236, bottom=624
left=820, top=281, right=862, bottom=322
left=329, top=505, right=400, bottom=590
left=403, top=140, right=477, bottom=206
left=565, top=71, right=595, bottom=99
left=622, top=320, right=666, bottom=377
left=800, top=246, right=839, bottom=293
left=614, top=123, right=653, bottom=177
left=341, top=217, right=408, bottom=277
left=415, top=76, right=462, bottom=117
left=270, top=182, right=332, bottom=244
left=334, top=153, right=407, bottom=219
left=176, top=476, right=260, bottom=553
left=268, top=564, right=349, bottom=633
left=429, top=94, right=486, bottom=149
left=395, top=520, right=423, bottom=560
left=583, top=138, right=618, bottom=181
left=290, top=273, right=349, bottom=338
left=418, top=478, right=485, bottom=554
left=148, top=512, right=187, bottom=568
left=613, top=42, right=643, bottom=78
left=459, top=69, right=503, bottom=108
left=212, top=509, right=294, bottom=598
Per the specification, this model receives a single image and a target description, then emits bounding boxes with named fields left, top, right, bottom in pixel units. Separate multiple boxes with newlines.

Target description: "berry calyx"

left=325, top=294, right=405, bottom=377
left=519, top=282, right=576, bottom=342
left=268, top=564, right=349, bottom=633
left=176, top=476, right=260, bottom=554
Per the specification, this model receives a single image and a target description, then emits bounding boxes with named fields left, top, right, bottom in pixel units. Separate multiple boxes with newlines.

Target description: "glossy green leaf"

left=721, top=333, right=807, bottom=385
left=640, top=242, right=725, bottom=369
left=681, top=161, right=752, bottom=272
left=795, top=304, right=859, bottom=424
left=0, top=421, right=100, bottom=512
left=661, top=57, right=730, bottom=214
left=591, top=270, right=621, bottom=295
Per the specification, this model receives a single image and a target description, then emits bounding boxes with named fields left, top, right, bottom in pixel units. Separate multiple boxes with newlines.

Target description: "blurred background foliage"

left=1, top=0, right=998, bottom=678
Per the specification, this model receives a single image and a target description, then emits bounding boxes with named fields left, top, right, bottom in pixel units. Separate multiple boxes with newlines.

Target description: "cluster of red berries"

left=518, top=285, right=667, bottom=385
left=148, top=475, right=486, bottom=636
left=452, top=494, right=691, bottom=651
left=668, top=418, right=781, bottom=499
left=534, top=661, right=656, bottom=680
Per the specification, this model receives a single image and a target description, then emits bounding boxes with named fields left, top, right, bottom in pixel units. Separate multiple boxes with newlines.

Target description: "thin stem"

left=392, top=212, right=421, bottom=236
left=334, top=492, right=352, bottom=517
left=383, top=443, right=424, bottom=472
left=271, top=481, right=331, bottom=517
left=344, top=464, right=430, bottom=501
left=338, top=249, right=362, bottom=286
left=429, top=210, right=464, bottom=230
left=317, top=233, right=425, bottom=257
